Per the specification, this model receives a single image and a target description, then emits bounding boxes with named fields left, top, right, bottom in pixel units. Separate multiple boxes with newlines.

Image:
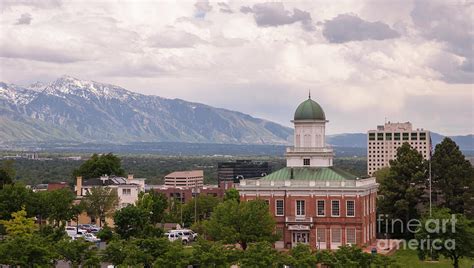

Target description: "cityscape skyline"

left=1, top=0, right=472, bottom=135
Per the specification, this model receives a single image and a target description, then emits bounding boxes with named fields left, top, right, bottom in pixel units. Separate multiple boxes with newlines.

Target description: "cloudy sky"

left=0, top=0, right=472, bottom=135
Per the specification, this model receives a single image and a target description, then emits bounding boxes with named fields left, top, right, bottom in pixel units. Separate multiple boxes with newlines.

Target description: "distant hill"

left=0, top=76, right=292, bottom=145
left=0, top=76, right=471, bottom=153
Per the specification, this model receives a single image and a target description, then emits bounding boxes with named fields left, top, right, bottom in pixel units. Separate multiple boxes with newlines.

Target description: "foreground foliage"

left=416, top=208, right=474, bottom=268
left=203, top=199, right=277, bottom=250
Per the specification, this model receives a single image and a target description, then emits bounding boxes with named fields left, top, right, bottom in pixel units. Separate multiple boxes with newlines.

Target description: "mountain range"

left=0, top=76, right=292, bottom=145
left=0, top=76, right=472, bottom=151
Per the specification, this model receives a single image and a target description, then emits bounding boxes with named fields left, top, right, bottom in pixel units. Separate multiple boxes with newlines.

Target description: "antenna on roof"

left=308, top=89, right=311, bottom=99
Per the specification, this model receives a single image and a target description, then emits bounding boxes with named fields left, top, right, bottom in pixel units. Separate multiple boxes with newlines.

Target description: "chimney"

left=128, top=174, right=134, bottom=181
left=76, top=176, right=82, bottom=196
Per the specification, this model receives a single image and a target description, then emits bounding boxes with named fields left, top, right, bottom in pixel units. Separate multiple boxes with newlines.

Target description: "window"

left=420, top=132, right=427, bottom=140
left=276, top=200, right=284, bottom=216
left=368, top=133, right=375, bottom=141
left=346, top=228, right=356, bottom=244
left=317, top=200, right=325, bottom=216
left=296, top=200, right=305, bottom=216
left=331, top=200, right=340, bottom=216
left=346, top=200, right=355, bottom=217
left=317, top=228, right=326, bottom=243
left=394, top=133, right=401, bottom=140
left=403, top=133, right=409, bottom=140
left=411, top=132, right=418, bottom=140
left=377, top=133, right=384, bottom=141
left=385, top=133, right=392, bottom=140
left=303, top=158, right=310, bottom=166
left=122, top=188, right=131, bottom=195
left=331, top=228, right=341, bottom=243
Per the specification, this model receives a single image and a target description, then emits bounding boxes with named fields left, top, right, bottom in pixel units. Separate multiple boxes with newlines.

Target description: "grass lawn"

left=392, top=249, right=473, bottom=268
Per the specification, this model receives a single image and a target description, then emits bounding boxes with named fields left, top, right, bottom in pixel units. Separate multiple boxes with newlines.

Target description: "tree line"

left=376, top=138, right=474, bottom=268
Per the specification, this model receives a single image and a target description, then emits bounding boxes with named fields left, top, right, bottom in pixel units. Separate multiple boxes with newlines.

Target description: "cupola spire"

left=308, top=89, right=311, bottom=99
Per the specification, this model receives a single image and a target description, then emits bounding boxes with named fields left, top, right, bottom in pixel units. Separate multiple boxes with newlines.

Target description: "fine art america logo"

left=377, top=214, right=457, bottom=250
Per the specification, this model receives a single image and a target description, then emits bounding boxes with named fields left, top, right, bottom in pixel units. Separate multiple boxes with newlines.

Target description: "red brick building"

left=151, top=184, right=224, bottom=204
left=237, top=96, right=378, bottom=249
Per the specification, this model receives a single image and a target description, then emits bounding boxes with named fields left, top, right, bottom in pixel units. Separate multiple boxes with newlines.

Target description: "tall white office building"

left=367, top=122, right=431, bottom=176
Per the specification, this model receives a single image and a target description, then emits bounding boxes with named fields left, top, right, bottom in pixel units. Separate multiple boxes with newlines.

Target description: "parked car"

left=83, top=233, right=100, bottom=243
left=79, top=224, right=98, bottom=232
left=65, top=226, right=87, bottom=238
left=164, top=232, right=190, bottom=244
left=170, top=229, right=197, bottom=241
left=89, top=227, right=101, bottom=234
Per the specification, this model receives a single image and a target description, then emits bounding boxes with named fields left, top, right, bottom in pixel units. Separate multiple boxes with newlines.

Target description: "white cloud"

left=0, top=0, right=472, bottom=135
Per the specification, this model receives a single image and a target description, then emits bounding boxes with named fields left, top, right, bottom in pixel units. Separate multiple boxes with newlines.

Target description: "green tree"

left=82, top=186, right=119, bottom=227
left=154, top=241, right=192, bottom=267
left=114, top=205, right=151, bottom=239
left=464, top=178, right=474, bottom=219
left=288, top=243, right=317, bottom=268
left=182, top=194, right=220, bottom=226
left=0, top=169, right=12, bottom=189
left=73, top=153, right=125, bottom=179
left=431, top=138, right=473, bottom=214
left=0, top=183, right=35, bottom=221
left=333, top=245, right=374, bottom=267
left=239, top=241, right=284, bottom=268
left=192, top=238, right=239, bottom=267
left=378, top=143, right=426, bottom=238
left=136, top=191, right=168, bottom=224
left=224, top=188, right=240, bottom=202
left=372, top=254, right=397, bottom=268
left=415, top=208, right=474, bottom=268
left=102, top=239, right=149, bottom=266
left=96, top=225, right=113, bottom=242
left=0, top=159, right=15, bottom=189
left=315, top=250, right=337, bottom=267
left=37, top=188, right=76, bottom=227
left=0, top=235, right=56, bottom=266
left=0, top=159, right=16, bottom=179
left=56, top=238, right=100, bottom=268
left=203, top=199, right=276, bottom=250
left=135, top=238, right=170, bottom=266
left=0, top=207, right=37, bottom=237
left=373, top=166, right=390, bottom=184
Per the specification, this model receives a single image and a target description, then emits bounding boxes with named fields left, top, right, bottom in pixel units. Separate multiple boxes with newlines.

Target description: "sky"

left=0, top=0, right=473, bottom=135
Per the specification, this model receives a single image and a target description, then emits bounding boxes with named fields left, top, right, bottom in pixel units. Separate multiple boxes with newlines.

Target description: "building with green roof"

left=236, top=95, right=378, bottom=250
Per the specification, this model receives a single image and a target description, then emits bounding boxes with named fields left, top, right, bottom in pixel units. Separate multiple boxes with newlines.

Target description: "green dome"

left=294, top=97, right=326, bottom=120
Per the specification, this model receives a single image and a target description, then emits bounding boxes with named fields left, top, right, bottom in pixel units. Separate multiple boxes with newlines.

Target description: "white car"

left=65, top=226, right=87, bottom=238
left=164, top=232, right=190, bottom=244
left=170, top=229, right=197, bottom=241
left=83, top=233, right=100, bottom=243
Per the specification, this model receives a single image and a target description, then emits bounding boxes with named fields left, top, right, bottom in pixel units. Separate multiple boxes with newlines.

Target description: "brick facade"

left=240, top=189, right=377, bottom=249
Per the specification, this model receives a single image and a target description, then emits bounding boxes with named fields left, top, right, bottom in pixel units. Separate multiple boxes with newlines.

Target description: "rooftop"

left=294, top=97, right=326, bottom=121
left=261, top=167, right=359, bottom=181
left=83, top=176, right=139, bottom=186
left=165, top=170, right=203, bottom=178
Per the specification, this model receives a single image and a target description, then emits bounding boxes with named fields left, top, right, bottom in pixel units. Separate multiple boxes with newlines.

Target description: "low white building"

left=75, top=174, right=145, bottom=208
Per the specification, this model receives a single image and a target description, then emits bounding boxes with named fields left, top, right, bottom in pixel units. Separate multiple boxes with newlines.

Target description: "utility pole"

left=429, top=158, right=432, bottom=217
left=194, top=179, right=198, bottom=224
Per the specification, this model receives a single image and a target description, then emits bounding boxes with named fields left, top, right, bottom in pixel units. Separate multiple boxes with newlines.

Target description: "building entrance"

left=292, top=231, right=309, bottom=247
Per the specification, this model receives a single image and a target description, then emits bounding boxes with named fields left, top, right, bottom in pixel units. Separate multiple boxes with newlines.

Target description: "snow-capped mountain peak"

left=42, top=75, right=137, bottom=101
left=0, top=76, right=293, bottom=144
